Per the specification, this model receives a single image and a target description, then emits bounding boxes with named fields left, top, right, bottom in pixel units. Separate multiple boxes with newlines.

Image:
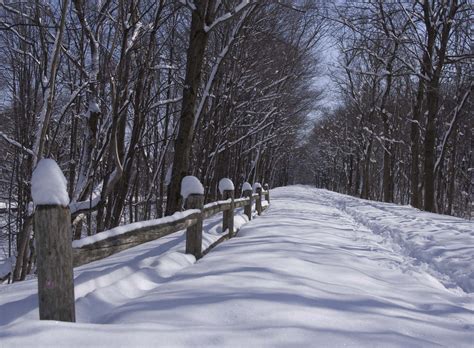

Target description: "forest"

left=0, top=0, right=472, bottom=282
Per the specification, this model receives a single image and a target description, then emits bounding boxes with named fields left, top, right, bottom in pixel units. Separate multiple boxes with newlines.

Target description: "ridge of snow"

left=203, top=200, right=231, bottom=210
left=324, top=189, right=474, bottom=293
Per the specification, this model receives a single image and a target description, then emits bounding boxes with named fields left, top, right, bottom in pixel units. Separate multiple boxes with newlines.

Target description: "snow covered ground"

left=0, top=186, right=473, bottom=347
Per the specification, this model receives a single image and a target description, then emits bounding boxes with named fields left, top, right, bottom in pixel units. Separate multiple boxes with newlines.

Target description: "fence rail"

left=72, top=210, right=201, bottom=267
left=33, top=178, right=270, bottom=322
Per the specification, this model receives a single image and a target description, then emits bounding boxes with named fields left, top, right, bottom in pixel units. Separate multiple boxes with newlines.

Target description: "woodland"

left=0, top=0, right=472, bottom=282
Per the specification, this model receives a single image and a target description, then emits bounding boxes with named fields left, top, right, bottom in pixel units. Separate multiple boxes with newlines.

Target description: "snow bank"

left=31, top=158, right=69, bottom=207
left=218, top=178, right=234, bottom=195
left=241, top=182, right=252, bottom=192
left=326, top=191, right=474, bottom=293
left=252, top=182, right=262, bottom=192
left=180, top=176, right=204, bottom=200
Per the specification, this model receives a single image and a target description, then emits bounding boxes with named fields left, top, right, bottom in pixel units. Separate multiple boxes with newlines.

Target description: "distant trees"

left=0, top=0, right=324, bottom=281
left=299, top=0, right=473, bottom=218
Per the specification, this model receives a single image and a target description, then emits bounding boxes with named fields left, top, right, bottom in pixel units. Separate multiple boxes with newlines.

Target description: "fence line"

left=34, top=178, right=269, bottom=322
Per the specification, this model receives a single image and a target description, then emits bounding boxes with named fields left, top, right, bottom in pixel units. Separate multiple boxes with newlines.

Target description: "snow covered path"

left=1, top=186, right=473, bottom=347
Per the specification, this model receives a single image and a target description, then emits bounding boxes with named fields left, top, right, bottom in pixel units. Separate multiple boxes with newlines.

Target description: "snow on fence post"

left=263, top=183, right=270, bottom=203
left=31, top=159, right=75, bottom=322
left=242, top=182, right=253, bottom=221
left=219, top=178, right=235, bottom=238
left=182, top=176, right=204, bottom=259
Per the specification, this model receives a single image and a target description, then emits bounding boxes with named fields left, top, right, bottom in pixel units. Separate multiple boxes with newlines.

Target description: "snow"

left=88, top=100, right=100, bottom=114
left=203, top=200, right=231, bottom=210
left=31, top=158, right=69, bottom=207
left=252, top=182, right=262, bottom=192
left=180, top=176, right=204, bottom=200
left=0, top=202, right=17, bottom=210
left=218, top=178, right=234, bottom=195
left=69, top=196, right=100, bottom=214
left=242, top=181, right=252, bottom=192
left=1, top=186, right=473, bottom=347
left=329, top=191, right=474, bottom=293
left=85, top=100, right=100, bottom=119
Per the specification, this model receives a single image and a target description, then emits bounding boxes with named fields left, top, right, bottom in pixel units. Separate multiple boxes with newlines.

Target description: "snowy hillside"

left=0, top=186, right=473, bottom=347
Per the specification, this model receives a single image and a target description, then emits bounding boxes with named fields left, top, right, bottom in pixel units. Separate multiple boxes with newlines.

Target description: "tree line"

left=297, top=0, right=472, bottom=218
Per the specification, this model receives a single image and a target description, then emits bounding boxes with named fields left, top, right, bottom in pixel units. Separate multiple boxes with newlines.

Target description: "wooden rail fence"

left=34, top=178, right=270, bottom=322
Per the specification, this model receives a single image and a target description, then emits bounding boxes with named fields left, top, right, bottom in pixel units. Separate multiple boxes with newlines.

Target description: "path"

left=1, top=186, right=473, bottom=347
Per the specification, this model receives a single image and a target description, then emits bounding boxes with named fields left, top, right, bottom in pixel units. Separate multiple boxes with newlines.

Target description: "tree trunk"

left=410, top=77, right=425, bottom=208
left=423, top=85, right=438, bottom=212
left=447, top=134, right=457, bottom=215
left=166, top=3, right=210, bottom=215
left=361, top=141, right=372, bottom=200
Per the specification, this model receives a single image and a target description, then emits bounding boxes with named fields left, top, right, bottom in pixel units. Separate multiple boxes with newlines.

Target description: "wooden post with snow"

left=263, top=183, right=270, bottom=203
left=219, top=178, right=235, bottom=238
left=182, top=176, right=204, bottom=259
left=32, top=159, right=75, bottom=322
left=242, top=182, right=253, bottom=221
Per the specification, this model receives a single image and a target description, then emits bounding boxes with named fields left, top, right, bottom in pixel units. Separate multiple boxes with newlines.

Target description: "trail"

left=1, top=186, right=472, bottom=347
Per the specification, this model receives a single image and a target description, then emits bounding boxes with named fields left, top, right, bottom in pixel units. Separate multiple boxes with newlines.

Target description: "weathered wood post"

left=185, top=194, right=204, bottom=259
left=182, top=176, right=204, bottom=259
left=222, top=189, right=234, bottom=237
left=256, top=187, right=263, bottom=215
left=32, top=159, right=75, bottom=322
left=35, top=206, right=75, bottom=322
left=219, top=178, right=235, bottom=237
left=263, top=183, right=270, bottom=203
left=242, top=182, right=253, bottom=221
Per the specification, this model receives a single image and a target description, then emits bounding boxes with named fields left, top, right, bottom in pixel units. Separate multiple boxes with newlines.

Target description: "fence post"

left=222, top=189, right=234, bottom=237
left=263, top=183, right=270, bottom=203
left=185, top=193, right=204, bottom=259
left=35, top=204, right=76, bottom=322
left=256, top=187, right=263, bottom=215
left=243, top=189, right=253, bottom=220
left=32, top=159, right=76, bottom=322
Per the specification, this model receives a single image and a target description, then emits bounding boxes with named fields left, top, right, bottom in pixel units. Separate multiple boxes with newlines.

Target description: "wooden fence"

left=34, top=180, right=270, bottom=322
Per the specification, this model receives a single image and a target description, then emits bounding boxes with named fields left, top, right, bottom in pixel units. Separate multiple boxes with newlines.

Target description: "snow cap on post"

left=242, top=182, right=252, bottom=192
left=181, top=176, right=204, bottom=200
left=218, top=178, right=234, bottom=195
left=31, top=159, right=70, bottom=207
left=252, top=182, right=262, bottom=193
